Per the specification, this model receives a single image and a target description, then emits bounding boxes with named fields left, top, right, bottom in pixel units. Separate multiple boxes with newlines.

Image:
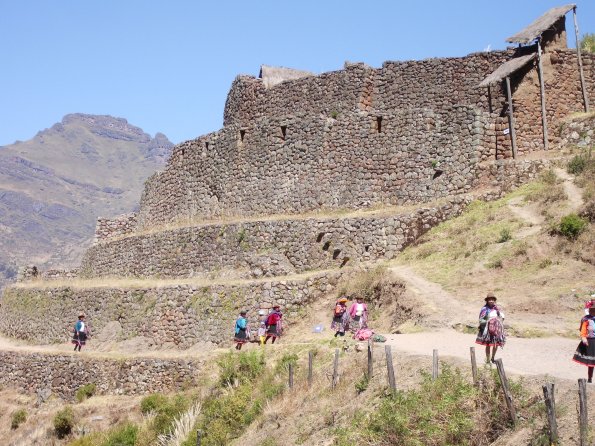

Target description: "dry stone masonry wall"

left=0, top=351, right=201, bottom=399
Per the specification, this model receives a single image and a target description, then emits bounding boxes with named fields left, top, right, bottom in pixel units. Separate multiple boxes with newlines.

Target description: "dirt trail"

left=554, top=167, right=583, bottom=211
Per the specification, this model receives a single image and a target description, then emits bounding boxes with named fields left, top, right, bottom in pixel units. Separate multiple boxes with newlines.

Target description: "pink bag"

left=354, top=328, right=374, bottom=340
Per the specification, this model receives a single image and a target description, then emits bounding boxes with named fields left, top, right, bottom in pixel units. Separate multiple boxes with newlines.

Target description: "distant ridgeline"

left=1, top=5, right=593, bottom=351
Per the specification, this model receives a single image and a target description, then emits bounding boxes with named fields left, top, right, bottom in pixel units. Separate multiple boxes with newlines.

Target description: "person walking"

left=72, top=313, right=89, bottom=352
left=348, top=297, right=368, bottom=333
left=234, top=310, right=250, bottom=350
left=331, top=297, right=349, bottom=337
left=573, top=306, right=595, bottom=383
left=475, top=293, right=505, bottom=363
left=264, top=305, right=283, bottom=344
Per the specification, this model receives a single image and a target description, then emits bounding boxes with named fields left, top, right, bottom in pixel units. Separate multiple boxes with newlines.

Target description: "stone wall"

left=0, top=271, right=341, bottom=347
left=82, top=198, right=470, bottom=280
left=0, top=351, right=201, bottom=399
left=137, top=106, right=485, bottom=228
left=95, top=213, right=138, bottom=243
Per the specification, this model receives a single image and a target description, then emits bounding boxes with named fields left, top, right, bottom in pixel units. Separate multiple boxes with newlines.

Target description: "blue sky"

left=1, top=0, right=593, bottom=146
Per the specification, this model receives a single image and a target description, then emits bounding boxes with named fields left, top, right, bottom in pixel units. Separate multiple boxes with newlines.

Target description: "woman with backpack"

left=264, top=305, right=283, bottom=344
left=475, top=293, right=505, bottom=363
left=331, top=297, right=349, bottom=337
left=572, top=306, right=595, bottom=383
left=72, top=313, right=89, bottom=352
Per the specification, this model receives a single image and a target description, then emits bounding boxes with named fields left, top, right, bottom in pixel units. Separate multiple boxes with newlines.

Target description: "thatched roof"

left=259, top=65, right=314, bottom=89
left=506, top=4, right=575, bottom=44
left=479, top=54, right=536, bottom=87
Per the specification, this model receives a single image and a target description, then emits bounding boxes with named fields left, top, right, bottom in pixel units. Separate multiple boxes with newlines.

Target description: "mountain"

left=0, top=113, right=173, bottom=287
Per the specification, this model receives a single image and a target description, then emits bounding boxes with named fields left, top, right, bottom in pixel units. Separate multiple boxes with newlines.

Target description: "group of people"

left=331, top=296, right=369, bottom=337
left=475, top=291, right=595, bottom=383
left=234, top=305, right=283, bottom=350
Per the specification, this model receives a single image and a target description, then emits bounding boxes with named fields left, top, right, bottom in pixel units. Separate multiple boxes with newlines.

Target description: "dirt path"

left=385, top=329, right=584, bottom=381
left=555, top=167, right=583, bottom=211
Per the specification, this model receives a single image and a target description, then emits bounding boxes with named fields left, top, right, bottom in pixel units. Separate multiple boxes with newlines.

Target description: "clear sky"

left=1, top=0, right=593, bottom=146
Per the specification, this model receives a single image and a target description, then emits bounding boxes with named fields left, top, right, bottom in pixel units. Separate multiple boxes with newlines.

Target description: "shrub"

left=75, top=383, right=96, bottom=402
left=497, top=228, right=512, bottom=243
left=355, top=374, right=369, bottom=394
left=276, top=352, right=298, bottom=373
left=568, top=155, right=587, bottom=175
left=217, top=351, right=265, bottom=387
left=558, top=214, right=588, bottom=240
left=538, top=258, right=553, bottom=269
left=487, top=259, right=503, bottom=269
left=10, top=409, right=27, bottom=429
left=539, top=169, right=558, bottom=185
left=580, top=200, right=595, bottom=222
left=140, top=393, right=169, bottom=414
left=104, top=423, right=138, bottom=446
left=54, top=406, right=75, bottom=438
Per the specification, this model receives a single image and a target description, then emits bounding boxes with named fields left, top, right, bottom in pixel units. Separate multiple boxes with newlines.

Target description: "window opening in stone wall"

left=181, top=149, right=185, bottom=156
left=316, top=232, right=325, bottom=243
left=322, top=241, right=331, bottom=251
left=205, top=142, right=209, bottom=150
left=332, top=249, right=341, bottom=259
left=340, top=257, right=350, bottom=268
left=240, top=129, right=246, bottom=143
left=365, top=245, right=370, bottom=252
left=432, top=170, right=444, bottom=180
left=376, top=116, right=383, bottom=133
left=280, top=125, right=287, bottom=141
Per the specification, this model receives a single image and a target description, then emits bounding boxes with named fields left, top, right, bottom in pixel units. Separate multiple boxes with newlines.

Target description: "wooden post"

left=385, top=345, right=396, bottom=393
left=578, top=379, right=588, bottom=446
left=495, top=359, right=516, bottom=425
left=505, top=76, right=518, bottom=159
left=196, top=430, right=202, bottom=446
left=367, top=339, right=373, bottom=379
left=537, top=40, right=549, bottom=151
left=308, top=351, right=313, bottom=387
left=289, top=363, right=294, bottom=389
left=542, top=383, right=558, bottom=444
left=573, top=7, right=590, bottom=113
left=332, top=349, right=339, bottom=390
left=470, top=347, right=478, bottom=387
left=432, top=349, right=439, bottom=380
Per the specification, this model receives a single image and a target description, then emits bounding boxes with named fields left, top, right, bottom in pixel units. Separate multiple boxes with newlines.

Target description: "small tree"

left=581, top=33, right=595, bottom=54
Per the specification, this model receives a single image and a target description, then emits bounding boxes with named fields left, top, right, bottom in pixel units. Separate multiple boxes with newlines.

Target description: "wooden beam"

left=537, top=40, right=549, bottom=151
left=505, top=77, right=518, bottom=159
left=573, top=7, right=590, bottom=113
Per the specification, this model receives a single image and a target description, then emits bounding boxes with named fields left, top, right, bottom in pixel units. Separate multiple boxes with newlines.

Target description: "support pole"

left=308, top=351, right=313, bottom=387
left=505, top=76, right=518, bottom=159
left=573, top=7, right=590, bottom=113
left=578, top=379, right=588, bottom=446
left=537, top=40, right=549, bottom=151
left=288, top=363, right=294, bottom=389
left=332, top=349, right=339, bottom=390
left=367, top=339, right=373, bottom=379
left=495, top=359, right=516, bottom=425
left=385, top=345, right=396, bottom=393
left=542, top=383, right=558, bottom=445
left=470, top=347, right=478, bottom=387
left=432, top=349, right=439, bottom=380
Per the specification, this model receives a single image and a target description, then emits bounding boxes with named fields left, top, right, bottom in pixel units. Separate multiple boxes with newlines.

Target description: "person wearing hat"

left=573, top=306, right=595, bottom=383
left=72, top=313, right=89, bottom=352
left=234, top=310, right=250, bottom=350
left=584, top=294, right=595, bottom=315
left=475, top=293, right=505, bottom=364
left=348, top=296, right=369, bottom=333
left=331, top=296, right=349, bottom=337
left=264, top=305, right=283, bottom=344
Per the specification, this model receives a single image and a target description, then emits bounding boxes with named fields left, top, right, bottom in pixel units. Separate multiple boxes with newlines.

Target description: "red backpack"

left=334, top=303, right=345, bottom=317
left=267, top=312, right=280, bottom=326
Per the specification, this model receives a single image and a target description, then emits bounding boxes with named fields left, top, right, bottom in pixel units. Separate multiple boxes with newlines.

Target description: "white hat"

left=258, top=309, right=266, bottom=316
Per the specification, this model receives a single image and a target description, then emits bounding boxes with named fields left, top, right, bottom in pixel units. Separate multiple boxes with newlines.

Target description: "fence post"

left=578, top=379, right=588, bottom=446
left=196, top=430, right=202, bottom=446
left=470, top=347, right=478, bottom=387
left=432, top=349, right=439, bottom=380
left=542, top=383, right=558, bottom=445
left=367, top=339, right=373, bottom=379
left=495, top=359, right=516, bottom=425
left=332, top=349, right=339, bottom=390
left=385, top=345, right=396, bottom=393
left=289, top=363, right=294, bottom=389
left=308, top=351, right=313, bottom=387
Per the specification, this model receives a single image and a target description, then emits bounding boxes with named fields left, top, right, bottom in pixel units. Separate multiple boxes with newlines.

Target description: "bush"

left=580, top=200, right=595, bottom=222
left=355, top=374, right=369, bottom=394
left=217, top=351, right=265, bottom=387
left=539, top=169, right=558, bottom=185
left=276, top=352, right=298, bottom=373
left=497, top=228, right=512, bottom=243
left=568, top=155, right=587, bottom=175
left=10, top=409, right=27, bottom=429
left=75, top=383, right=96, bottom=403
left=558, top=214, right=588, bottom=240
left=104, top=423, right=138, bottom=446
left=54, top=406, right=75, bottom=438
left=140, top=393, right=168, bottom=414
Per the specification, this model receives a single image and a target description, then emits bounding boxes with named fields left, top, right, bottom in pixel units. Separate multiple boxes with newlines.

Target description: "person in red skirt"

left=475, top=293, right=506, bottom=364
left=573, top=306, right=595, bottom=383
